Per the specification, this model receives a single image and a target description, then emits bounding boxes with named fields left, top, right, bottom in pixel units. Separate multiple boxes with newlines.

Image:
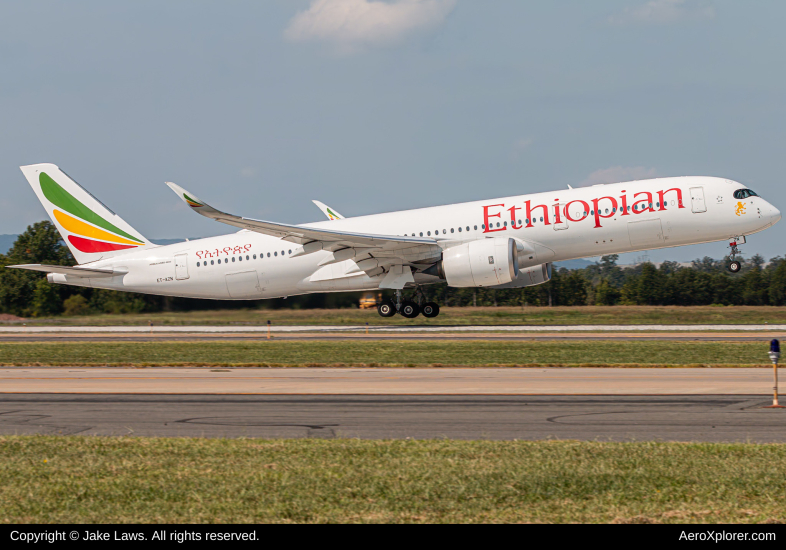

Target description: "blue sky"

left=2, top=0, right=785, bottom=263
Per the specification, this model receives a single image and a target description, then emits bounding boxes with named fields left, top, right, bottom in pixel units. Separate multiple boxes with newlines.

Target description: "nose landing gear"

left=728, top=236, right=746, bottom=273
left=728, top=260, right=742, bottom=273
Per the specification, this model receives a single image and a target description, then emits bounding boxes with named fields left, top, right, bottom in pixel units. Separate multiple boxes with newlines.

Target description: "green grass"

left=15, top=305, right=786, bottom=326
left=1, top=437, right=784, bottom=523
left=0, top=341, right=775, bottom=367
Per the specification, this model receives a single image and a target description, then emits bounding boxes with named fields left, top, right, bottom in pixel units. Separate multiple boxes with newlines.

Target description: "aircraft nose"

left=769, top=203, right=781, bottom=225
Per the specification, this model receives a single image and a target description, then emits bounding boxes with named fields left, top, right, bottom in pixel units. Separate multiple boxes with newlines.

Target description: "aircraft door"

left=226, top=271, right=262, bottom=299
left=174, top=254, right=189, bottom=280
left=690, top=187, right=707, bottom=213
left=628, top=219, right=664, bottom=247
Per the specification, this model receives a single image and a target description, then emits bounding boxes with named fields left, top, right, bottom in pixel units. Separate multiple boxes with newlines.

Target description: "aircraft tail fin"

left=19, top=163, right=153, bottom=264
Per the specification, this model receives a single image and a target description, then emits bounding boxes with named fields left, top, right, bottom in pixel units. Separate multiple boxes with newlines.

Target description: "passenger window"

left=238, top=256, right=242, bottom=261
left=232, top=257, right=236, bottom=262
left=274, top=252, right=278, bottom=256
left=267, top=253, right=270, bottom=257
left=197, top=262, right=200, bottom=267
left=458, top=227, right=462, bottom=232
left=474, top=225, right=478, bottom=230
left=526, top=219, right=530, bottom=224
left=211, top=260, right=214, bottom=265
left=253, top=254, right=257, bottom=259
left=481, top=224, right=485, bottom=229
left=443, top=229, right=446, bottom=234
left=420, top=232, right=423, bottom=237
left=427, top=231, right=431, bottom=236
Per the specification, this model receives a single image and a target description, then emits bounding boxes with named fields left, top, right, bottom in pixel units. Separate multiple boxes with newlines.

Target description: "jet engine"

left=427, top=238, right=519, bottom=287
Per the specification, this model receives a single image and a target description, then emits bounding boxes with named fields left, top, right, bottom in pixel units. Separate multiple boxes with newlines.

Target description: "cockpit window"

left=733, top=189, right=759, bottom=199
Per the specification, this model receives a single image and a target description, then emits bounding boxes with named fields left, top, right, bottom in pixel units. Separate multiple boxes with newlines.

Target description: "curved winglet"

left=312, top=200, right=345, bottom=221
left=166, top=182, right=225, bottom=219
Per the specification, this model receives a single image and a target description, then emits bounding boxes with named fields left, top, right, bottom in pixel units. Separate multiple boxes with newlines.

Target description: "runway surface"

left=1, top=367, right=781, bottom=395
left=1, top=331, right=784, bottom=342
left=1, top=394, right=782, bottom=442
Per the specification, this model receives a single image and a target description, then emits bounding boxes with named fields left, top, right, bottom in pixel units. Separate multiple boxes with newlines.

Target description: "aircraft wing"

left=7, top=264, right=125, bottom=278
left=312, top=200, right=345, bottom=221
left=166, top=183, right=443, bottom=288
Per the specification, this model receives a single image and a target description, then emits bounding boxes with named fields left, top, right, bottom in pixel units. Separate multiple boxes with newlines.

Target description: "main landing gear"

left=377, top=289, right=440, bottom=318
left=728, top=236, right=745, bottom=273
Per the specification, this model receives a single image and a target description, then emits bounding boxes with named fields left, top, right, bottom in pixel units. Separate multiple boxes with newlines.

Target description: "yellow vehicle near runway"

left=359, top=292, right=382, bottom=310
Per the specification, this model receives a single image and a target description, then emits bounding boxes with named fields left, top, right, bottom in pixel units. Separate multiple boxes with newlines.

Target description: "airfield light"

left=765, top=339, right=785, bottom=409
left=267, top=320, right=271, bottom=340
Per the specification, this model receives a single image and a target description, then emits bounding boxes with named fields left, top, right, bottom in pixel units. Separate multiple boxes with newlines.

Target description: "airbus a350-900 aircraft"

left=10, top=163, right=781, bottom=318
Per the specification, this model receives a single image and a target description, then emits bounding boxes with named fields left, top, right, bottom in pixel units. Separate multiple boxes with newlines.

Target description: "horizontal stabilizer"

left=6, top=264, right=125, bottom=278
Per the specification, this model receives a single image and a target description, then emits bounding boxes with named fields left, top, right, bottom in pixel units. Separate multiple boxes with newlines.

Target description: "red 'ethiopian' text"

left=482, top=188, right=684, bottom=233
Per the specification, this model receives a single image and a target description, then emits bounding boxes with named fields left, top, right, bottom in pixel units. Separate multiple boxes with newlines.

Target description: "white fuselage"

left=52, top=176, right=781, bottom=300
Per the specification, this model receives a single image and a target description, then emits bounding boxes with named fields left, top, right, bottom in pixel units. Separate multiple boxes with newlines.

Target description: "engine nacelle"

left=440, top=238, right=519, bottom=287
left=489, top=263, right=552, bottom=289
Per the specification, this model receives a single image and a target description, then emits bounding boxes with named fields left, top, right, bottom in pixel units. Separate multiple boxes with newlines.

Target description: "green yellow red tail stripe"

left=53, top=209, right=141, bottom=246
left=40, top=172, right=144, bottom=254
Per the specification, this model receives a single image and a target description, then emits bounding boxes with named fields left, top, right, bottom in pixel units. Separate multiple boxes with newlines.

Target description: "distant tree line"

left=428, top=253, right=786, bottom=308
left=2, top=221, right=786, bottom=317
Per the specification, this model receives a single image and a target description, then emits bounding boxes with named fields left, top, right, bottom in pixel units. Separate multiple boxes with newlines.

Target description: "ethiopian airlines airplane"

left=10, top=163, right=782, bottom=318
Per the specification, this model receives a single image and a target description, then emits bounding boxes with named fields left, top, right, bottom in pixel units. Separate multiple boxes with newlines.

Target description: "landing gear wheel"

left=378, top=299, right=397, bottom=317
left=422, top=302, right=440, bottom=318
left=728, top=261, right=742, bottom=273
left=400, top=301, right=420, bottom=319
